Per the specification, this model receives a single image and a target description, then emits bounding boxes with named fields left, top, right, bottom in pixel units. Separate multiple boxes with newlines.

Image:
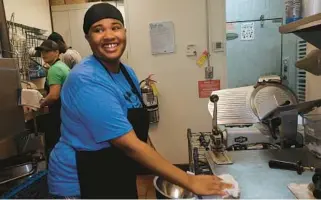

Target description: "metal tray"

left=0, top=162, right=37, bottom=185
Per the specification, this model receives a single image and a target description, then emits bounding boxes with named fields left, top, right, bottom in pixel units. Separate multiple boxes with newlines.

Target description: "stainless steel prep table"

left=203, top=148, right=321, bottom=199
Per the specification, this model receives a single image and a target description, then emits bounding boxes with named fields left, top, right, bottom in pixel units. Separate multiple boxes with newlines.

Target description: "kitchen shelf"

left=279, top=13, right=321, bottom=50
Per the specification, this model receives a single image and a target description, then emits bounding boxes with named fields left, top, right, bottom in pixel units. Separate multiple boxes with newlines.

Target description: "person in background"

left=47, top=3, right=231, bottom=199
left=35, top=40, right=70, bottom=159
left=48, top=32, right=82, bottom=69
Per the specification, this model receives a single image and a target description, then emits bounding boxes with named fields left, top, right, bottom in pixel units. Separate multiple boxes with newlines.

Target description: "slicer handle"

left=210, top=94, right=219, bottom=103
left=210, top=94, right=219, bottom=129
left=269, top=160, right=304, bottom=174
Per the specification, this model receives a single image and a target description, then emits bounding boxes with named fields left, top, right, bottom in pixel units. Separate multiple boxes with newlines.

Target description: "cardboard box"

left=64, top=0, right=88, bottom=4
left=50, top=0, right=65, bottom=6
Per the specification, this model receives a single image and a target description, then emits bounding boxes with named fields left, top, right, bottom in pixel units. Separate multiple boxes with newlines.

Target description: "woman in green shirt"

left=36, top=39, right=70, bottom=158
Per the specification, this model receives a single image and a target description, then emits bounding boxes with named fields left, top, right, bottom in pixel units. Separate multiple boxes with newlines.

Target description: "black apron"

left=75, top=59, right=150, bottom=199
left=43, top=59, right=62, bottom=159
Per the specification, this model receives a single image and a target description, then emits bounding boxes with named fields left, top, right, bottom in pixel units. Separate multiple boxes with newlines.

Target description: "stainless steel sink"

left=153, top=176, right=195, bottom=199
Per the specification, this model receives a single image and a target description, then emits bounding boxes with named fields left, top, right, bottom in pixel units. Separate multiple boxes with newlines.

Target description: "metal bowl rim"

left=153, top=176, right=196, bottom=199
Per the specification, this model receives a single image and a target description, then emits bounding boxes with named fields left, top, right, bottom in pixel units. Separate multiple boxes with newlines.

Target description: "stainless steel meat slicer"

left=207, top=78, right=321, bottom=152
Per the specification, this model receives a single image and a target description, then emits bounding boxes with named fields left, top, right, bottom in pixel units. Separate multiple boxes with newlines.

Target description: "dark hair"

left=56, top=40, right=68, bottom=54
left=48, top=32, right=67, bottom=53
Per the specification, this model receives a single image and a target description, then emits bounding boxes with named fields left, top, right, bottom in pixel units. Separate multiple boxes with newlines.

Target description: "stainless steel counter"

left=204, top=148, right=321, bottom=199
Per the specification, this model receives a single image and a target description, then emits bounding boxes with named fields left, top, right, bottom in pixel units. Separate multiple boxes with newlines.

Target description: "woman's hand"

left=188, top=174, right=232, bottom=196
left=39, top=98, right=46, bottom=108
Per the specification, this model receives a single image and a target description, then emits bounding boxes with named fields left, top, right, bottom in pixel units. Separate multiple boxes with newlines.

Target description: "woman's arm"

left=111, top=130, right=230, bottom=196
left=40, top=85, right=61, bottom=107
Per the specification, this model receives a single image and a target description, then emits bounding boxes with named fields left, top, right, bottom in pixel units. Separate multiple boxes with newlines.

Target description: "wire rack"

left=7, top=14, right=47, bottom=81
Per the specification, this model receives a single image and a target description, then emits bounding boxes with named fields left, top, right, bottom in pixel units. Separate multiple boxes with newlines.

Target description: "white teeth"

left=105, top=44, right=118, bottom=48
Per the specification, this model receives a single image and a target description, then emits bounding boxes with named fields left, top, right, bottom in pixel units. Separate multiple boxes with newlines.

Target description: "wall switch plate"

left=186, top=44, right=197, bottom=56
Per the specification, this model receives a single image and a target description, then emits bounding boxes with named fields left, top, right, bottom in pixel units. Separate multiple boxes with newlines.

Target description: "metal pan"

left=0, top=162, right=37, bottom=185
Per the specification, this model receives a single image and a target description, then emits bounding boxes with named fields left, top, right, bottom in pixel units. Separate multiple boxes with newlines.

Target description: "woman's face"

left=41, top=50, right=59, bottom=65
left=86, top=18, right=126, bottom=63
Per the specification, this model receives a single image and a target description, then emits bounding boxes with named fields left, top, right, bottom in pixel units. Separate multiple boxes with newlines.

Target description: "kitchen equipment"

left=206, top=95, right=232, bottom=165
left=208, top=78, right=299, bottom=148
left=207, top=86, right=257, bottom=125
left=262, top=98, right=321, bottom=148
left=268, top=159, right=321, bottom=198
left=0, top=163, right=36, bottom=185
left=0, top=59, right=25, bottom=143
left=1, top=170, right=48, bottom=199
left=269, top=159, right=316, bottom=174
left=250, top=81, right=298, bottom=121
left=303, top=114, right=321, bottom=140
left=187, top=129, right=279, bottom=175
left=210, top=94, right=224, bottom=151
left=153, top=176, right=195, bottom=199
left=0, top=151, right=44, bottom=185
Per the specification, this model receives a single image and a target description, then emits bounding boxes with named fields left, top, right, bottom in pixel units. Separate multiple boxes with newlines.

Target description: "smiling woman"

left=47, top=3, right=231, bottom=199
left=85, top=18, right=126, bottom=69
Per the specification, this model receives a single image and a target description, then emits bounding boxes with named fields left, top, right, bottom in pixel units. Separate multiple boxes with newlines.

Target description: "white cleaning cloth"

left=19, top=89, right=43, bottom=110
left=187, top=171, right=240, bottom=199
left=219, top=174, right=240, bottom=199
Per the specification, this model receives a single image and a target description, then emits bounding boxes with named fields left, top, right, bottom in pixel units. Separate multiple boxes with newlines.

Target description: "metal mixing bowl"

left=153, top=176, right=196, bottom=199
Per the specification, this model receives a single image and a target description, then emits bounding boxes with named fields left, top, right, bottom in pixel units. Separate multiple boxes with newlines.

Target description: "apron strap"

left=119, top=64, right=146, bottom=108
left=94, top=56, right=146, bottom=108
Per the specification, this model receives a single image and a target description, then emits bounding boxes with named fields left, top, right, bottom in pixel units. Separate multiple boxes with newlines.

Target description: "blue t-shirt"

left=48, top=55, right=142, bottom=196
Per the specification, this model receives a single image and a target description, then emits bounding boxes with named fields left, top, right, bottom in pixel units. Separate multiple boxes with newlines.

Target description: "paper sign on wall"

left=198, top=80, right=220, bottom=98
left=149, top=21, right=175, bottom=55
left=241, top=22, right=255, bottom=41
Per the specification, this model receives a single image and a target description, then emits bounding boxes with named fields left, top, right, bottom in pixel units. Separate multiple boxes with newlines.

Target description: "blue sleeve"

left=74, top=80, right=133, bottom=143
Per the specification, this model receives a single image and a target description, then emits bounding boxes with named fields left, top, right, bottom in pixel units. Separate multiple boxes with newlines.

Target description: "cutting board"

left=288, top=183, right=315, bottom=199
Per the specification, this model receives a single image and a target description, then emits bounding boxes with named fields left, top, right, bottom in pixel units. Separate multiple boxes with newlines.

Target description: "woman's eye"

left=93, top=27, right=104, bottom=33
left=112, top=26, right=121, bottom=31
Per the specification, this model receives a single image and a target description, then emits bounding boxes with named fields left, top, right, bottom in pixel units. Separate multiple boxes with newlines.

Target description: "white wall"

left=125, top=0, right=226, bottom=164
left=3, top=0, right=52, bottom=32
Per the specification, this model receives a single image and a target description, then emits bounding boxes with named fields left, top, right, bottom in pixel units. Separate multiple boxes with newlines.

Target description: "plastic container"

left=303, top=114, right=321, bottom=141
left=28, top=66, right=46, bottom=80
left=285, top=0, right=302, bottom=24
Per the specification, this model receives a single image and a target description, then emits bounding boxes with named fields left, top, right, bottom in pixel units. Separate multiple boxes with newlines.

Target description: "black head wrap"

left=83, top=3, right=124, bottom=34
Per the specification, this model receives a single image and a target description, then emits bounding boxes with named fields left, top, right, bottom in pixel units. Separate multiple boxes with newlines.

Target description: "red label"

left=198, top=80, right=220, bottom=98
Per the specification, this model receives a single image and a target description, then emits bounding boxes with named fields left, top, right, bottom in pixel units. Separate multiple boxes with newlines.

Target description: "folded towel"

left=19, top=89, right=43, bottom=110
left=219, top=174, right=240, bottom=199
